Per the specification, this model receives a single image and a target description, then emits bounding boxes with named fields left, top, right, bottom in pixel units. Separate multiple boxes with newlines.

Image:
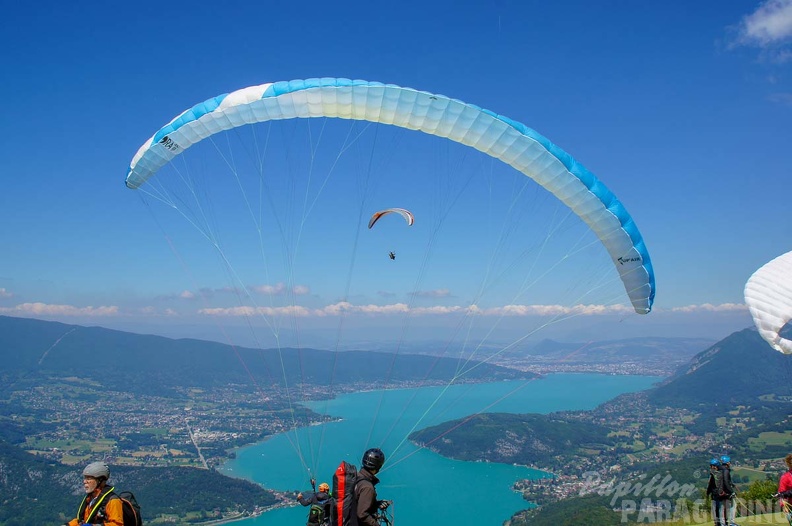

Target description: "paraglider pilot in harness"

left=388, top=251, right=395, bottom=260
left=357, top=448, right=391, bottom=526
left=297, top=479, right=331, bottom=525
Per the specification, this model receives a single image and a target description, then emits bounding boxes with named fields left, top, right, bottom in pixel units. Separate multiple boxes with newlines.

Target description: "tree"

left=741, top=478, right=777, bottom=502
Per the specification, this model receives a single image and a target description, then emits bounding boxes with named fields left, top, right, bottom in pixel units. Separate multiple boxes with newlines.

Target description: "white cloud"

left=311, top=302, right=411, bottom=316
left=170, top=284, right=309, bottom=302
left=251, top=283, right=310, bottom=295
left=0, top=288, right=12, bottom=298
left=670, top=303, right=747, bottom=313
left=1, top=299, right=746, bottom=322
left=738, top=0, right=792, bottom=46
left=292, top=285, right=310, bottom=295
left=412, top=305, right=470, bottom=315
left=252, top=283, right=287, bottom=295
left=0, top=302, right=119, bottom=316
left=482, top=304, right=635, bottom=316
left=199, top=305, right=313, bottom=317
left=137, top=306, right=180, bottom=317
left=195, top=301, right=643, bottom=318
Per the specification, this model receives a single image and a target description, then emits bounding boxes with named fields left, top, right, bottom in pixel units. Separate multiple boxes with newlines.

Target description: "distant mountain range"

left=0, top=315, right=534, bottom=396
left=515, top=336, right=713, bottom=362
left=499, top=336, right=714, bottom=376
left=413, top=327, right=792, bottom=462
left=390, top=336, right=712, bottom=362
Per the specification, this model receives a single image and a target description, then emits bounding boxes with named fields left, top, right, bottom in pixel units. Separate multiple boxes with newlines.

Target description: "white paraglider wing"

left=745, top=251, right=792, bottom=354
left=126, top=78, right=655, bottom=314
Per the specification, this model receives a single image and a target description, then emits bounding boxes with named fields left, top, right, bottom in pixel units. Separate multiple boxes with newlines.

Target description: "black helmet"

left=362, top=448, right=386, bottom=471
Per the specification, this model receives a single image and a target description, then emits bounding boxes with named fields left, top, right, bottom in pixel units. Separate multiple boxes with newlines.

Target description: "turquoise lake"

left=220, top=373, right=660, bottom=525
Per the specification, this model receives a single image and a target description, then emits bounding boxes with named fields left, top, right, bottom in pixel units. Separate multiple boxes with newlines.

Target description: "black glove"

left=378, top=500, right=392, bottom=510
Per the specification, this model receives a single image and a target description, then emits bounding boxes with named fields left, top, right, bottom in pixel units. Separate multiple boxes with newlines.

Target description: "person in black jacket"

left=706, top=457, right=728, bottom=526
left=719, top=456, right=737, bottom=526
left=297, top=481, right=331, bottom=525
left=356, top=448, right=390, bottom=526
left=706, top=458, right=721, bottom=501
left=709, top=455, right=735, bottom=526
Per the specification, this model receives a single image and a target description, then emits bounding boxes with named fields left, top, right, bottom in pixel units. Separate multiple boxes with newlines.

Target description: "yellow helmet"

left=319, top=482, right=330, bottom=492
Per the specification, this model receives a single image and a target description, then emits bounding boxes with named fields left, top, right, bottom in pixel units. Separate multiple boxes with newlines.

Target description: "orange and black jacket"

left=67, top=485, right=124, bottom=526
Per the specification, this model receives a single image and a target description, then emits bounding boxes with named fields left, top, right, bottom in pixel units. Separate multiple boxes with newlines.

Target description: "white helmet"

left=82, top=461, right=110, bottom=479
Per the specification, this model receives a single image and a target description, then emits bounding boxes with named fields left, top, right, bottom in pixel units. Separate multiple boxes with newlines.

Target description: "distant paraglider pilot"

left=356, top=448, right=391, bottom=526
left=63, top=461, right=124, bottom=526
left=368, top=208, right=410, bottom=263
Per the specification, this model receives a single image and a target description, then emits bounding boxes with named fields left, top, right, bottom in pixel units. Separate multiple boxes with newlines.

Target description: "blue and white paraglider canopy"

left=126, top=77, right=655, bottom=314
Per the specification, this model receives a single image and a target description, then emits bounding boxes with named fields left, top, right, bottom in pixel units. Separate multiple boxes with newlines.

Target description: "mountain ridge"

left=0, top=315, right=535, bottom=395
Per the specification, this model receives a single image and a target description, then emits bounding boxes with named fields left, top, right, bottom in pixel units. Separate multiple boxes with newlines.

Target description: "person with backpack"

left=706, top=458, right=721, bottom=501
left=705, top=457, right=728, bottom=526
left=63, top=461, right=124, bottom=526
left=720, top=455, right=738, bottom=526
left=356, top=448, right=389, bottom=526
left=297, top=481, right=332, bottom=526
left=711, top=455, right=735, bottom=526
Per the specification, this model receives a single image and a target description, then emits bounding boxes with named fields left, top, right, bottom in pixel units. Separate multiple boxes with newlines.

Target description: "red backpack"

left=330, top=461, right=359, bottom=526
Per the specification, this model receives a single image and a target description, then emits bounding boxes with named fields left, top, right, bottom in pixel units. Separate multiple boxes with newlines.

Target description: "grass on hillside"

left=737, top=512, right=790, bottom=525
left=733, top=466, right=780, bottom=484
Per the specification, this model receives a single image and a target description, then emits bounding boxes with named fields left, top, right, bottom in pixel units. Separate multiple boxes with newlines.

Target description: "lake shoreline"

left=218, top=374, right=661, bottom=526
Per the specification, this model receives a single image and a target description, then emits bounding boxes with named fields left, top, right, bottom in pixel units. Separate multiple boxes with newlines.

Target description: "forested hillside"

left=411, top=412, right=614, bottom=465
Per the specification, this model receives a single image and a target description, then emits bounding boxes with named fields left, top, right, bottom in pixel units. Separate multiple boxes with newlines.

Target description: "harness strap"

left=77, top=486, right=116, bottom=523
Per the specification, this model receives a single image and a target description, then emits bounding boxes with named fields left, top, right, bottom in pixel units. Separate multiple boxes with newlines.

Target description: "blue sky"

left=1, top=0, right=791, bottom=348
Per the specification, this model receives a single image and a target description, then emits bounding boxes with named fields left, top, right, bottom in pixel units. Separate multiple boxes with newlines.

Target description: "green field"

left=748, top=431, right=792, bottom=451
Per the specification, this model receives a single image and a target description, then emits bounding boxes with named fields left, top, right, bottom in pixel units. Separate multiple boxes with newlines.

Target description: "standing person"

left=297, top=481, right=332, bottom=526
left=720, top=456, right=738, bottom=526
left=63, top=461, right=124, bottom=526
left=778, top=453, right=792, bottom=523
left=356, top=448, right=390, bottom=526
left=706, top=458, right=727, bottom=526
left=714, top=455, right=735, bottom=526
left=706, top=458, right=721, bottom=501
